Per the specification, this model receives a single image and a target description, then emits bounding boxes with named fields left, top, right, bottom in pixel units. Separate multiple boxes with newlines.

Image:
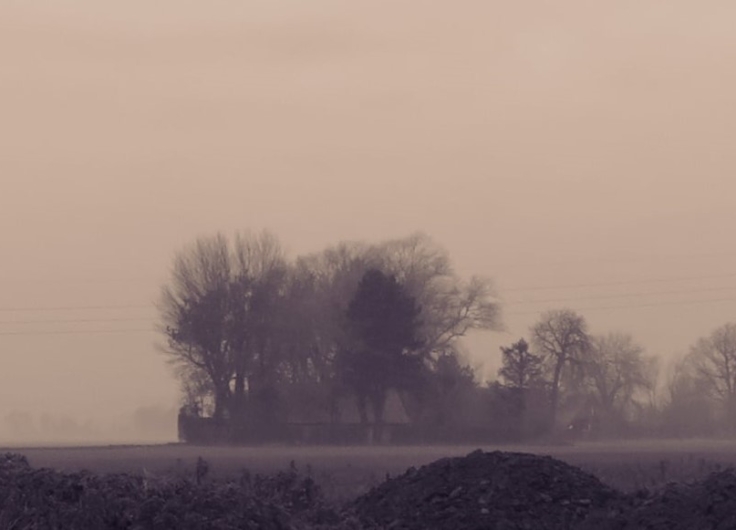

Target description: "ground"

left=6, top=439, right=736, bottom=502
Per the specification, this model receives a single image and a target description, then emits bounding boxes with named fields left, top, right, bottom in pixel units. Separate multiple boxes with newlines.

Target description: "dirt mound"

left=350, top=449, right=622, bottom=530
left=596, top=468, right=736, bottom=530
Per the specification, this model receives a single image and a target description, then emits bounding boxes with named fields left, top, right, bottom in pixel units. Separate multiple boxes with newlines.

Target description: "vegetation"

left=158, top=229, right=736, bottom=443
left=159, top=231, right=501, bottom=443
left=6, top=444, right=736, bottom=529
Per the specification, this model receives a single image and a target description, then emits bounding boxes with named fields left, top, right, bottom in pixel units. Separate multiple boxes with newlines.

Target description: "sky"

left=1, top=0, right=736, bottom=443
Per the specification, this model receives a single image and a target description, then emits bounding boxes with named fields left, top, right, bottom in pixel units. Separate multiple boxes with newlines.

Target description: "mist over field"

left=0, top=406, right=177, bottom=447
left=2, top=1, right=736, bottom=445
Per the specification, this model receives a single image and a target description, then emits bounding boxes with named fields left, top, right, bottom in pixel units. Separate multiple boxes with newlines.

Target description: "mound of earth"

left=350, top=449, right=623, bottom=530
left=600, top=467, right=736, bottom=530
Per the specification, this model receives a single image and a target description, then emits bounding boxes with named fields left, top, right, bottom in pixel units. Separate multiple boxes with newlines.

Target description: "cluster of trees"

left=159, top=231, right=500, bottom=440
left=494, top=313, right=736, bottom=440
left=158, top=230, right=736, bottom=442
left=659, top=323, right=736, bottom=437
left=493, top=310, right=658, bottom=438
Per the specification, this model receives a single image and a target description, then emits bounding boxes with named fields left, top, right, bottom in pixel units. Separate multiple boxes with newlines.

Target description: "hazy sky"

left=2, top=1, right=736, bottom=441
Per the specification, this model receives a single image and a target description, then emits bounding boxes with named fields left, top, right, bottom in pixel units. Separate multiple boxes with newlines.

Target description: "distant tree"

left=531, top=309, right=590, bottom=430
left=340, top=268, right=423, bottom=433
left=293, top=234, right=501, bottom=425
left=586, top=333, right=654, bottom=429
left=421, top=351, right=478, bottom=428
left=496, top=339, right=546, bottom=438
left=178, top=363, right=215, bottom=417
left=370, top=233, right=502, bottom=422
left=374, top=233, right=502, bottom=360
left=229, top=232, right=289, bottom=424
left=660, top=354, right=716, bottom=436
left=158, top=231, right=288, bottom=424
left=498, top=338, right=543, bottom=390
left=689, top=323, right=736, bottom=430
left=159, top=231, right=502, bottom=443
left=159, top=234, right=233, bottom=420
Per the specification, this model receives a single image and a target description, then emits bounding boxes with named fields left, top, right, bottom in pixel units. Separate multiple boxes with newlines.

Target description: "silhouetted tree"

left=420, top=351, right=478, bottom=429
left=498, top=338, right=543, bottom=390
left=689, top=323, right=736, bottom=430
left=340, top=269, right=423, bottom=433
left=531, top=309, right=590, bottom=430
left=660, top=354, right=716, bottom=436
left=159, top=235, right=233, bottom=420
left=586, top=333, right=654, bottom=431
left=374, top=233, right=502, bottom=360
left=158, top=231, right=288, bottom=424
left=496, top=339, right=546, bottom=438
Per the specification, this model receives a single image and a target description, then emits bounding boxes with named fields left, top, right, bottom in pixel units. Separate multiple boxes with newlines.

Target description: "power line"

left=0, top=304, right=154, bottom=313
left=0, top=276, right=159, bottom=285
left=0, top=328, right=155, bottom=337
left=0, top=296, right=734, bottom=336
left=0, top=317, right=153, bottom=325
left=501, top=273, right=736, bottom=293
left=497, top=250, right=736, bottom=267
left=505, top=295, right=736, bottom=316
left=505, top=285, right=736, bottom=306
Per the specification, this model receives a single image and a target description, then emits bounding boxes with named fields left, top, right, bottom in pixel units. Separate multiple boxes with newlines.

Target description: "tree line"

left=158, top=230, right=736, bottom=442
left=159, top=231, right=500, bottom=441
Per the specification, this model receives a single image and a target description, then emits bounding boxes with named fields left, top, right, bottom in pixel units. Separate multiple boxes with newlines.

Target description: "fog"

left=2, top=1, right=736, bottom=444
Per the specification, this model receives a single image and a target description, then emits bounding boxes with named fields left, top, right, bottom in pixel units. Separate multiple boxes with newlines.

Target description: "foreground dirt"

left=351, top=449, right=623, bottom=530
left=2, top=448, right=736, bottom=529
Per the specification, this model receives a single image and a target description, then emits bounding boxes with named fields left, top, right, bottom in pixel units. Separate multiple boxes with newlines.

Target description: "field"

left=7, top=439, right=736, bottom=502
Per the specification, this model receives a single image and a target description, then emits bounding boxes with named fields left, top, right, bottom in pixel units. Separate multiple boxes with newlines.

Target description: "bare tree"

left=373, top=233, right=502, bottom=360
left=296, top=232, right=501, bottom=375
left=660, top=354, right=716, bottom=436
left=531, top=309, right=590, bottom=429
left=158, top=231, right=288, bottom=423
left=159, top=234, right=234, bottom=420
left=689, top=323, right=736, bottom=430
left=586, top=333, right=654, bottom=426
left=230, top=231, right=288, bottom=420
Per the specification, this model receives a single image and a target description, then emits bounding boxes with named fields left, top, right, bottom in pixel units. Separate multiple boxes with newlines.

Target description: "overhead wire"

left=505, top=295, right=736, bottom=316
left=0, top=317, right=153, bottom=325
left=0, top=270, right=735, bottom=336
left=0, top=328, right=155, bottom=336
left=501, top=272, right=736, bottom=293
left=504, top=284, right=736, bottom=306
left=0, top=304, right=154, bottom=313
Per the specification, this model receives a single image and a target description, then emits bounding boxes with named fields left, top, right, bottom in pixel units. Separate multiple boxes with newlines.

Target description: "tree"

left=531, top=309, right=590, bottom=430
left=497, top=339, right=546, bottom=438
left=159, top=234, right=233, bottom=420
left=158, top=231, right=288, bottom=425
left=294, top=233, right=502, bottom=425
left=586, top=333, right=654, bottom=430
left=689, top=323, right=736, bottom=430
left=660, top=354, right=716, bottom=436
left=374, top=233, right=502, bottom=360
left=340, top=268, right=423, bottom=432
left=230, top=232, right=289, bottom=424
left=498, top=338, right=543, bottom=390
left=414, top=350, right=479, bottom=429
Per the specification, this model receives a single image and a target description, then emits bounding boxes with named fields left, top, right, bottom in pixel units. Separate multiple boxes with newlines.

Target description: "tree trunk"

left=232, top=371, right=246, bottom=422
left=212, top=383, right=231, bottom=421
left=549, top=357, right=564, bottom=431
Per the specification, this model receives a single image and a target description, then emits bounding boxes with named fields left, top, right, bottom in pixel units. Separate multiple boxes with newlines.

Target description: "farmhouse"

left=178, top=389, right=411, bottom=445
